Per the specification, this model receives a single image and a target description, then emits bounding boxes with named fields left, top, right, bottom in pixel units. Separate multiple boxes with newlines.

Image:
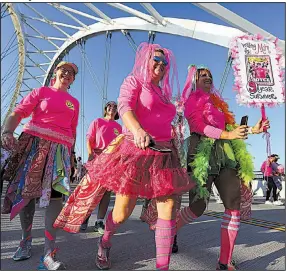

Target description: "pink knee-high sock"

left=155, top=218, right=176, bottom=270
left=101, top=211, right=121, bottom=248
left=176, top=207, right=197, bottom=230
left=219, top=209, right=240, bottom=265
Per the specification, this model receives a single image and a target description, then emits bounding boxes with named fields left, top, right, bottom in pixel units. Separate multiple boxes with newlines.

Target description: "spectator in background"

left=271, top=155, right=284, bottom=206
left=76, top=157, right=82, bottom=183
left=261, top=154, right=279, bottom=205
left=70, top=151, right=77, bottom=184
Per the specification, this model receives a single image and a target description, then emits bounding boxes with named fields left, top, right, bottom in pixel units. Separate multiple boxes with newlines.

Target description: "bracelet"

left=247, top=127, right=253, bottom=134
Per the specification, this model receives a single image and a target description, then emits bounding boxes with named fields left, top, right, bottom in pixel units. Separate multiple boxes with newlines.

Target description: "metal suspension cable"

left=1, top=73, right=18, bottom=103
left=1, top=44, right=18, bottom=61
left=102, top=31, right=112, bottom=108
left=219, top=55, right=233, bottom=95
left=148, top=31, right=156, bottom=44
left=1, top=31, right=17, bottom=59
left=77, top=45, right=104, bottom=98
left=1, top=67, right=18, bottom=87
left=1, top=4, right=9, bottom=18
left=121, top=30, right=137, bottom=53
left=1, top=55, right=18, bottom=85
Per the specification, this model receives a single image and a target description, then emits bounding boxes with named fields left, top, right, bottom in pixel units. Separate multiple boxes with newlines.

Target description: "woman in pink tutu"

left=54, top=42, right=194, bottom=270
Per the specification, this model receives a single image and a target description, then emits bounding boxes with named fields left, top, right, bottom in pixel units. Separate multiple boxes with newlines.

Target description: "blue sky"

left=1, top=3, right=285, bottom=169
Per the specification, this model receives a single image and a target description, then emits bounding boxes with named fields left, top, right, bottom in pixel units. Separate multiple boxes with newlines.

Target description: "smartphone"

left=240, top=115, right=248, bottom=126
left=149, top=140, right=172, bottom=153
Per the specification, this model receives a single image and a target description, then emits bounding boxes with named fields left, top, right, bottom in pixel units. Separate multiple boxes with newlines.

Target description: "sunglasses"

left=153, top=56, right=168, bottom=67
left=59, top=67, right=75, bottom=76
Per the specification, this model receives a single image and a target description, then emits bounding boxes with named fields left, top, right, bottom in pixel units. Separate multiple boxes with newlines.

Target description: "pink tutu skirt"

left=54, top=135, right=195, bottom=233
left=85, top=135, right=194, bottom=199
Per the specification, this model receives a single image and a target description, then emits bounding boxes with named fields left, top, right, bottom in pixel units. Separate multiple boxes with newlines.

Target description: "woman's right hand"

left=228, top=125, right=248, bottom=140
left=133, top=128, right=151, bottom=150
left=1, top=132, right=17, bottom=150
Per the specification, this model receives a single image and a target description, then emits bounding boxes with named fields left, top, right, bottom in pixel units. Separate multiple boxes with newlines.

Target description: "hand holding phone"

left=240, top=115, right=248, bottom=126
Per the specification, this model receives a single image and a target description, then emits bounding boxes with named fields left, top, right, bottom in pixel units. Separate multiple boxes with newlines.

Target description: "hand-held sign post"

left=230, top=34, right=285, bottom=157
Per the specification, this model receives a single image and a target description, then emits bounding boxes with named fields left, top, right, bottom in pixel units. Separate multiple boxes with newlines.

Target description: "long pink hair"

left=131, top=42, right=180, bottom=102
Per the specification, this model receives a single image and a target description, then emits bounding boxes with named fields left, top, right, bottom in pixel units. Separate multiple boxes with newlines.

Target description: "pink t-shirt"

left=86, top=118, right=122, bottom=151
left=118, top=76, right=176, bottom=142
left=184, top=89, right=225, bottom=139
left=260, top=161, right=273, bottom=177
left=14, top=86, right=79, bottom=147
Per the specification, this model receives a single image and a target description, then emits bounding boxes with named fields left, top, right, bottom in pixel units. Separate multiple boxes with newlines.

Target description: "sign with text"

left=230, top=34, right=285, bottom=107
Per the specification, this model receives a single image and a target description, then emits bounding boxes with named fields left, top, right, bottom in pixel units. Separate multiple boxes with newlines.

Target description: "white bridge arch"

left=2, top=2, right=285, bottom=126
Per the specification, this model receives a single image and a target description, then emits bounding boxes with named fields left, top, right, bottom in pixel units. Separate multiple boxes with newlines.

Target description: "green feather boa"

left=189, top=125, right=255, bottom=200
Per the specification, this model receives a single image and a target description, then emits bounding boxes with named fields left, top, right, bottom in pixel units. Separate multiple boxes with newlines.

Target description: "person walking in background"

left=80, top=101, right=122, bottom=232
left=270, top=154, right=284, bottom=205
left=75, top=156, right=82, bottom=183
left=261, top=154, right=278, bottom=205
left=70, top=152, right=77, bottom=184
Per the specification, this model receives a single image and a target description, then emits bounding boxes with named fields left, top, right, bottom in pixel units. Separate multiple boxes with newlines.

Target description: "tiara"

left=187, top=64, right=210, bottom=70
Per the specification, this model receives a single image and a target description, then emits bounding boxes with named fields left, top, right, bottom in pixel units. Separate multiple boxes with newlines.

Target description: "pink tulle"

left=85, top=137, right=195, bottom=199
left=131, top=42, right=180, bottom=102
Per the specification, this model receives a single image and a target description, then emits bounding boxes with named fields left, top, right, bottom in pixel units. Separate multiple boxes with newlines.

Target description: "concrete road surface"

left=1, top=194, right=285, bottom=270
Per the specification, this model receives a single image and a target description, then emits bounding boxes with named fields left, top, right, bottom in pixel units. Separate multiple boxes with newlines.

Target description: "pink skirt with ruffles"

left=86, top=135, right=194, bottom=199
left=54, top=135, right=195, bottom=233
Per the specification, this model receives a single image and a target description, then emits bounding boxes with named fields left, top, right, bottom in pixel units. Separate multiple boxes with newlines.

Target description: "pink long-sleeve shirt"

left=86, top=118, right=122, bottom=151
left=14, top=86, right=79, bottom=147
left=184, top=89, right=225, bottom=139
left=260, top=160, right=273, bottom=177
left=118, top=76, right=176, bottom=142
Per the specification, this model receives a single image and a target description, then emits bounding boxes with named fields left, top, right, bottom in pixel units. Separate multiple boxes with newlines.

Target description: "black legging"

left=265, top=177, right=278, bottom=201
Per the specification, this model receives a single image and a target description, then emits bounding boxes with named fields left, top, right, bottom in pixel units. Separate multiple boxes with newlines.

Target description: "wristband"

left=247, top=127, right=253, bottom=134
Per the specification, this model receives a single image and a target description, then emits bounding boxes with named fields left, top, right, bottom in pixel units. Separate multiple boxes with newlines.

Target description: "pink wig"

left=131, top=42, right=180, bottom=102
left=181, top=65, right=221, bottom=103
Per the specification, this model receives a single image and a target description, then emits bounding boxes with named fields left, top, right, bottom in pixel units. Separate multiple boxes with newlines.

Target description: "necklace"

left=150, top=84, right=170, bottom=104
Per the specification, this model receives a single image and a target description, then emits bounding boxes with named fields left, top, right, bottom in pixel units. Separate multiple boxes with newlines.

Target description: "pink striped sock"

left=176, top=207, right=197, bottom=230
left=101, top=211, right=121, bottom=248
left=155, top=218, right=176, bottom=270
left=219, top=209, right=240, bottom=264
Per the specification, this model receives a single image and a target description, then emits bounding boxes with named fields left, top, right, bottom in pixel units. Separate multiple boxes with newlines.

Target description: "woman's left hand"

left=252, top=118, right=270, bottom=134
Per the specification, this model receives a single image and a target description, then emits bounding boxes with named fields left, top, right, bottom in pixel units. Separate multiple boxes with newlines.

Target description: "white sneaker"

left=265, top=200, right=272, bottom=205
left=273, top=200, right=284, bottom=206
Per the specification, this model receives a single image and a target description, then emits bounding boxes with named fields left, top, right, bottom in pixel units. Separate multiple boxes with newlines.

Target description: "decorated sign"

left=230, top=34, right=285, bottom=107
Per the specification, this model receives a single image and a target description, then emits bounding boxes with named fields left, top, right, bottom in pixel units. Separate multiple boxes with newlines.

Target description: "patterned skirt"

left=53, top=134, right=195, bottom=233
left=1, top=132, right=71, bottom=220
